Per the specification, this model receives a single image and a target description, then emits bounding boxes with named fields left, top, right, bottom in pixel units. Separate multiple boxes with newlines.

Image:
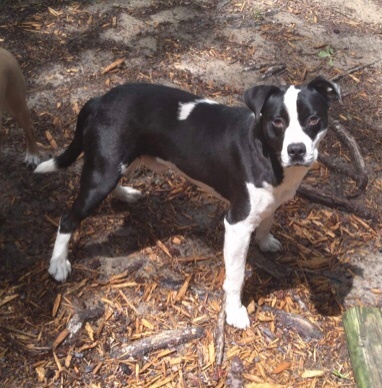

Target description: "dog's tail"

left=34, top=99, right=93, bottom=174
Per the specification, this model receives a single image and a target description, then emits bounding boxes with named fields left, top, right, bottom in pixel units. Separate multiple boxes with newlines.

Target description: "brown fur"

left=0, top=47, right=39, bottom=166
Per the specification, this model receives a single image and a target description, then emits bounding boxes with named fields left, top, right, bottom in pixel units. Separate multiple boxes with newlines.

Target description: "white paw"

left=24, top=153, right=40, bottom=168
left=257, top=233, right=282, bottom=252
left=48, top=257, right=71, bottom=282
left=113, top=186, right=142, bottom=203
left=225, top=304, right=250, bottom=329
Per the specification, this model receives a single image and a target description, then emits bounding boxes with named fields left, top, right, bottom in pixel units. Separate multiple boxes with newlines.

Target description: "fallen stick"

left=331, top=59, right=381, bottom=82
left=263, top=306, right=323, bottom=341
left=110, top=326, right=205, bottom=360
left=297, top=184, right=376, bottom=221
left=328, top=119, right=368, bottom=194
left=297, top=119, right=373, bottom=219
left=215, top=295, right=226, bottom=366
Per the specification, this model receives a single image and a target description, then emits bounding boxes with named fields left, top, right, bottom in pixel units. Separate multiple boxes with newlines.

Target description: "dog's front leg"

left=223, top=218, right=254, bottom=329
left=255, top=212, right=282, bottom=252
left=49, top=229, right=72, bottom=282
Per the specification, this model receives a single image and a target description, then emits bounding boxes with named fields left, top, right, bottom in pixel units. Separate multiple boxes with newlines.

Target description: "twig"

left=261, top=64, right=287, bottom=79
left=110, top=326, right=205, bottom=360
left=329, top=119, right=368, bottom=194
left=215, top=294, right=226, bottom=366
left=242, top=62, right=285, bottom=72
left=331, top=59, right=381, bottom=82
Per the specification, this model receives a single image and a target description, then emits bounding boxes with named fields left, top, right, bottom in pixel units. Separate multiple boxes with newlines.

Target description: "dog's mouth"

left=278, top=154, right=312, bottom=168
left=281, top=158, right=313, bottom=168
left=287, top=160, right=311, bottom=167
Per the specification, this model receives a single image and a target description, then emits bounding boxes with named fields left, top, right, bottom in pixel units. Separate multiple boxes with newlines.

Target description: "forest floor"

left=0, top=0, right=381, bottom=386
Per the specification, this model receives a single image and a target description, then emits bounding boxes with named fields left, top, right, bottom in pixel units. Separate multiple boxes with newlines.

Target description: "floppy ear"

left=307, top=76, right=342, bottom=104
left=244, top=85, right=280, bottom=119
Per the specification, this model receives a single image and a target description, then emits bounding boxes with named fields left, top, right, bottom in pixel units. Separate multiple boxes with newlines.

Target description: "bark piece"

left=111, top=326, right=205, bottom=360
left=263, top=306, right=323, bottom=341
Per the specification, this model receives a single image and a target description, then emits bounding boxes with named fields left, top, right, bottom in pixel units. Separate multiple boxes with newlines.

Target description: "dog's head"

left=245, top=76, right=341, bottom=168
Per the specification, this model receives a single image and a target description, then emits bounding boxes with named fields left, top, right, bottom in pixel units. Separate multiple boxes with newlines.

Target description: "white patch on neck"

left=178, top=98, right=218, bottom=121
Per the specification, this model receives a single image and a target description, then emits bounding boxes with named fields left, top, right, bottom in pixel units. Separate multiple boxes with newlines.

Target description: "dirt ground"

left=0, top=0, right=381, bottom=387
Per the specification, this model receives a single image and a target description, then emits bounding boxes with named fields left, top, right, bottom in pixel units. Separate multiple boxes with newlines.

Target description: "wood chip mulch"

left=1, top=1, right=382, bottom=387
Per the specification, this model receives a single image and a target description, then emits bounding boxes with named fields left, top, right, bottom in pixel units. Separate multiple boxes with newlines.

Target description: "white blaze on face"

left=281, top=86, right=325, bottom=167
left=178, top=99, right=218, bottom=121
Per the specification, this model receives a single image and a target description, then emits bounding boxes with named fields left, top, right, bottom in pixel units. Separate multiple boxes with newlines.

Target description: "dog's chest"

left=273, top=166, right=308, bottom=205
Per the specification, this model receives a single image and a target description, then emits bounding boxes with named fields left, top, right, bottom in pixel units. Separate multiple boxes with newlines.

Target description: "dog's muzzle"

left=283, top=142, right=313, bottom=167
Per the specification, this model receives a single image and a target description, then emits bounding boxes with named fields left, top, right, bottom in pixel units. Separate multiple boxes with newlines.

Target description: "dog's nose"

left=287, top=143, right=306, bottom=160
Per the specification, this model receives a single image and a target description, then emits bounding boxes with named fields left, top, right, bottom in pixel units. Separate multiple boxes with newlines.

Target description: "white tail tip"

left=34, top=159, right=58, bottom=173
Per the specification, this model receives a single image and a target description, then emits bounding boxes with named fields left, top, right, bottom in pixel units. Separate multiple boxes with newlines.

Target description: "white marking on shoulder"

left=178, top=98, right=218, bottom=121
left=34, top=159, right=58, bottom=173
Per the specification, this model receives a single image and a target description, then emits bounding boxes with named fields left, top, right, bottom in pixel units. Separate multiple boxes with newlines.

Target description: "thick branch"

left=297, top=184, right=376, bottom=221
left=327, top=119, right=368, bottom=194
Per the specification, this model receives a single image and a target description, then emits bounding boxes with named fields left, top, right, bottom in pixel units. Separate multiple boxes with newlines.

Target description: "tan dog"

left=0, top=47, right=39, bottom=166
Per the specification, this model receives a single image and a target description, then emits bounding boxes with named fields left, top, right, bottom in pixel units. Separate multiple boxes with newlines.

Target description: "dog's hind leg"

left=5, top=76, right=39, bottom=167
left=48, top=161, right=122, bottom=282
left=16, top=106, right=39, bottom=167
left=112, top=185, right=142, bottom=203
left=111, top=159, right=142, bottom=203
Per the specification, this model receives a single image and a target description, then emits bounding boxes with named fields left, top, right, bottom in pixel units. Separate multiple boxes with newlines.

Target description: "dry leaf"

left=301, top=369, right=325, bottom=378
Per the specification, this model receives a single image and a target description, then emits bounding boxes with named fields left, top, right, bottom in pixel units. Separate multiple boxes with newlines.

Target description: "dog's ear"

left=244, top=85, right=280, bottom=119
left=307, top=76, right=342, bottom=104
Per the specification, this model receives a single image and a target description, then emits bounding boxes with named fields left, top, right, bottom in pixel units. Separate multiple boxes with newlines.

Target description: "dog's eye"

left=308, top=117, right=320, bottom=126
left=272, top=119, right=284, bottom=128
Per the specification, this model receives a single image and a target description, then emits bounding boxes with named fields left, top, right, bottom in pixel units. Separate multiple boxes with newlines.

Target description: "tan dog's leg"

left=1, top=47, right=39, bottom=166
left=5, top=91, right=39, bottom=168
left=13, top=100, right=39, bottom=166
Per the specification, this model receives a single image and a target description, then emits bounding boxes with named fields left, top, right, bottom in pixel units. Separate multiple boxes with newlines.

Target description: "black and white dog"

left=35, top=77, right=340, bottom=329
